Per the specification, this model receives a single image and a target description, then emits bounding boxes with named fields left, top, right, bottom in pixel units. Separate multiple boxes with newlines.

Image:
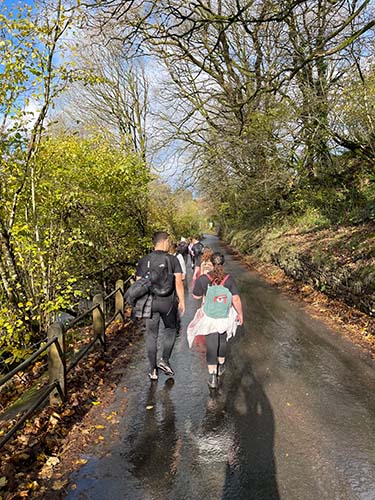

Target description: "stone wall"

left=271, top=246, right=375, bottom=316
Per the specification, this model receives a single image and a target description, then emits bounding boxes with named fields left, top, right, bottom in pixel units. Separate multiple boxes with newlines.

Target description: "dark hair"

left=209, top=252, right=226, bottom=283
left=153, top=231, right=169, bottom=245
left=169, top=242, right=177, bottom=254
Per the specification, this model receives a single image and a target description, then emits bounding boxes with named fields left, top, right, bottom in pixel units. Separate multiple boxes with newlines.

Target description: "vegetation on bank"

left=225, top=220, right=374, bottom=317
left=0, top=131, right=206, bottom=368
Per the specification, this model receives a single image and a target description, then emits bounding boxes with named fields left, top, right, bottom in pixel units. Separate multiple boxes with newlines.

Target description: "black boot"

left=218, top=363, right=225, bottom=376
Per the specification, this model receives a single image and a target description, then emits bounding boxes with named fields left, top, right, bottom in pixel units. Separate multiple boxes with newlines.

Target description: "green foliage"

left=0, top=135, right=150, bottom=366
left=0, top=305, right=32, bottom=366
left=148, top=180, right=207, bottom=242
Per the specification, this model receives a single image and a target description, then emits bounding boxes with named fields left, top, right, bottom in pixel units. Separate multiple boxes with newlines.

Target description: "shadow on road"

left=126, top=378, right=180, bottom=497
left=219, top=351, right=280, bottom=500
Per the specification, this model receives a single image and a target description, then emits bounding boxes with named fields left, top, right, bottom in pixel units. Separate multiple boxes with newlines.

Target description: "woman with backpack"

left=188, top=252, right=243, bottom=388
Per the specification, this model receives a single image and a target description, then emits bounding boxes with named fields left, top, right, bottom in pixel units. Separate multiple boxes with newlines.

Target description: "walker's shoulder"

left=137, top=253, right=150, bottom=265
left=168, top=253, right=179, bottom=264
left=137, top=252, right=153, bottom=269
left=197, top=273, right=210, bottom=284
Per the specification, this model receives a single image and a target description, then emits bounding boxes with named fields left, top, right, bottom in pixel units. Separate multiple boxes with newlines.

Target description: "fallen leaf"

left=0, top=476, right=8, bottom=488
left=52, top=479, right=67, bottom=491
left=75, top=458, right=88, bottom=465
left=91, top=401, right=100, bottom=406
left=48, top=415, right=59, bottom=428
left=95, top=425, right=105, bottom=430
left=26, top=480, right=39, bottom=490
left=36, top=452, right=47, bottom=462
left=146, top=405, right=154, bottom=410
left=46, top=456, right=60, bottom=467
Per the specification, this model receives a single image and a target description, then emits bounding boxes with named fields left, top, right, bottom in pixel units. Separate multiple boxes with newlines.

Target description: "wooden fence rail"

left=0, top=277, right=132, bottom=450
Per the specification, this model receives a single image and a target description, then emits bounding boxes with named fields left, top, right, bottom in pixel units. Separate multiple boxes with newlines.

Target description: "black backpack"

left=147, top=252, right=175, bottom=297
left=192, top=241, right=204, bottom=256
left=177, top=241, right=188, bottom=256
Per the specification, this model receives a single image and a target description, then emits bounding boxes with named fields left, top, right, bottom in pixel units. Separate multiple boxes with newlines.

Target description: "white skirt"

left=187, top=306, right=238, bottom=348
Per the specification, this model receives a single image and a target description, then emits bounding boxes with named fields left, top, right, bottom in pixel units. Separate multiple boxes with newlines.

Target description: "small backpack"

left=177, top=241, right=188, bottom=256
left=192, top=241, right=204, bottom=257
left=203, top=275, right=232, bottom=319
left=147, top=252, right=175, bottom=297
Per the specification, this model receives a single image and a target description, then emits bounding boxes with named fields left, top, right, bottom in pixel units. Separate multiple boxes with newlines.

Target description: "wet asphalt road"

left=66, top=235, right=375, bottom=500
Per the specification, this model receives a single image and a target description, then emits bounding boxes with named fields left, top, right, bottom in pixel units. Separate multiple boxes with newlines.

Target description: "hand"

left=236, top=314, right=243, bottom=326
left=178, top=303, right=185, bottom=317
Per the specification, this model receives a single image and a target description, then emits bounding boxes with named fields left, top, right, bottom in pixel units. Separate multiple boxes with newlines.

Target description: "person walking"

left=136, top=231, right=185, bottom=380
left=188, top=252, right=243, bottom=389
left=188, top=238, right=195, bottom=269
left=200, top=248, right=214, bottom=275
left=170, top=242, right=186, bottom=281
left=177, top=237, right=189, bottom=264
left=192, top=246, right=214, bottom=288
left=191, top=237, right=204, bottom=269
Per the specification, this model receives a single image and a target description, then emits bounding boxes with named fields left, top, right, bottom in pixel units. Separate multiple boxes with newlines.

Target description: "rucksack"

left=177, top=241, right=188, bottom=256
left=147, top=252, right=175, bottom=297
left=192, top=241, right=204, bottom=256
left=203, top=275, right=232, bottom=319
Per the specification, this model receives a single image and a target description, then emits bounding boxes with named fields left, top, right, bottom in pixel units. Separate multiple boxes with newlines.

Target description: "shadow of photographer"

left=217, top=356, right=280, bottom=500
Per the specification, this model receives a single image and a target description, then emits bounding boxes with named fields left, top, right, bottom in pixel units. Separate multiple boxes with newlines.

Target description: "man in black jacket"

left=136, top=231, right=185, bottom=380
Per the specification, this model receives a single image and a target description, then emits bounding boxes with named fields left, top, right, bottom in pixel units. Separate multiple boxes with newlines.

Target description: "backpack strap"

left=206, top=274, right=214, bottom=284
left=165, top=254, right=172, bottom=274
left=220, top=275, right=230, bottom=286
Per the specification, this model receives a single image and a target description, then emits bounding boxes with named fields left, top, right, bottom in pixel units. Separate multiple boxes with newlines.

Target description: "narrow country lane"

left=66, top=235, right=375, bottom=500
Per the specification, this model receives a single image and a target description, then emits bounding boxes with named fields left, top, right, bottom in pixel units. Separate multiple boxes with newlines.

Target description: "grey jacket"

left=134, top=293, right=153, bottom=319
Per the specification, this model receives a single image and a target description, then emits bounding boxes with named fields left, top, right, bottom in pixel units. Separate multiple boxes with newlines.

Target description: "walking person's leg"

left=145, top=312, right=161, bottom=379
left=217, top=333, right=227, bottom=376
left=158, top=301, right=178, bottom=376
left=205, top=332, right=220, bottom=388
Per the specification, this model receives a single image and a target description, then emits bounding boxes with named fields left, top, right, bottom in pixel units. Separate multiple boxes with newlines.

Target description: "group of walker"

left=129, top=231, right=243, bottom=389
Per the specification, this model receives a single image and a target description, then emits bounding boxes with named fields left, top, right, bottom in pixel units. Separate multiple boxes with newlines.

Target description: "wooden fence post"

left=48, top=322, right=66, bottom=405
left=93, top=293, right=106, bottom=351
left=115, top=279, right=124, bottom=321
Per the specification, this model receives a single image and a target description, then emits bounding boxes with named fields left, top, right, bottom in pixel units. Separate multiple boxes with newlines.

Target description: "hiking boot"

left=218, top=363, right=226, bottom=377
left=158, top=359, right=175, bottom=376
left=208, top=373, right=218, bottom=389
left=148, top=369, right=158, bottom=380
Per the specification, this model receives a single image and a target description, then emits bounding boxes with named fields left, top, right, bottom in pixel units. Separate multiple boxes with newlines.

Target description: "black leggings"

left=205, top=332, right=227, bottom=365
left=145, top=301, right=178, bottom=370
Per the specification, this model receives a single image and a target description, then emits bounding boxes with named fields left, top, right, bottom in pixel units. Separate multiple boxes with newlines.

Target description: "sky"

left=0, top=0, right=196, bottom=189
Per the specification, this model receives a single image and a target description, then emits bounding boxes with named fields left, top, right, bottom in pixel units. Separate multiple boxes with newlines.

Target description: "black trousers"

left=145, top=300, right=178, bottom=370
left=205, top=332, right=227, bottom=365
